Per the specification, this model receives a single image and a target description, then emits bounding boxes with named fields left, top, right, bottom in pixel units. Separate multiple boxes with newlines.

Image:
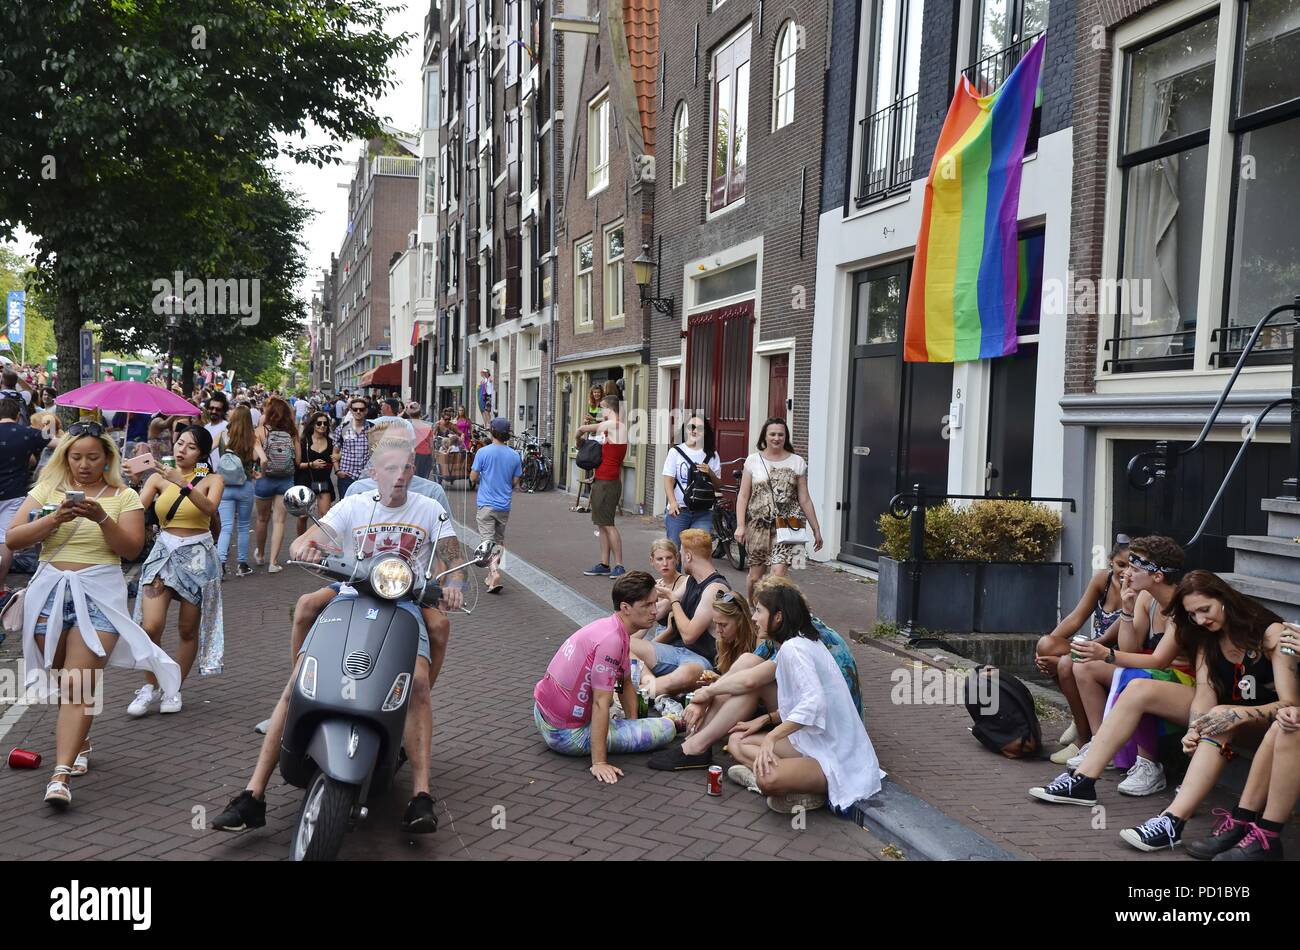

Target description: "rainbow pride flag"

left=904, top=35, right=1047, bottom=363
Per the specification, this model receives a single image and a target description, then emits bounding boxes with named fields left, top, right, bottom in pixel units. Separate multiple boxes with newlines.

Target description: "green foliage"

left=878, top=500, right=1063, bottom=563
left=0, top=248, right=56, bottom=366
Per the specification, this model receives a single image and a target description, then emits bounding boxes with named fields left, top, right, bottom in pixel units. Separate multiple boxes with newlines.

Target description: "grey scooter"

left=279, top=486, right=493, bottom=861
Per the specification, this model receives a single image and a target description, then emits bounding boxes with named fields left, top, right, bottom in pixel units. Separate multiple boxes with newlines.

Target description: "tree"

left=0, top=247, right=56, bottom=369
left=0, top=1, right=408, bottom=399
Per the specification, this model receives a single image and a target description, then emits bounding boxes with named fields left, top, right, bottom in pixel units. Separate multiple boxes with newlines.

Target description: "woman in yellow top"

left=129, top=425, right=225, bottom=718
left=5, top=422, right=181, bottom=809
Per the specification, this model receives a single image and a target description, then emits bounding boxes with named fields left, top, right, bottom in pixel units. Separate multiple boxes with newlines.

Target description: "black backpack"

left=964, top=665, right=1041, bottom=759
left=673, top=445, right=717, bottom=512
left=0, top=389, right=30, bottom=426
left=576, top=437, right=603, bottom=472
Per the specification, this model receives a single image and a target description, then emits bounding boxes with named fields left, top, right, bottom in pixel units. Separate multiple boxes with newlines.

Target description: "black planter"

left=879, top=557, right=1065, bottom=634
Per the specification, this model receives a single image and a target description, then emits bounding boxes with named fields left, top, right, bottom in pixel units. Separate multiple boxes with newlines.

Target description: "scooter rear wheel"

left=292, top=770, right=355, bottom=862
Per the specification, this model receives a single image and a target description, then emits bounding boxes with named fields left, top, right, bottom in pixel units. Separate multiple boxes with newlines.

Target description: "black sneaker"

left=1215, top=824, right=1284, bottom=862
left=1120, top=813, right=1183, bottom=852
left=1028, top=771, right=1097, bottom=806
left=1186, top=810, right=1252, bottom=860
left=211, top=790, right=266, bottom=832
left=401, top=792, right=438, bottom=834
left=236, top=562, right=253, bottom=578
left=647, top=743, right=713, bottom=771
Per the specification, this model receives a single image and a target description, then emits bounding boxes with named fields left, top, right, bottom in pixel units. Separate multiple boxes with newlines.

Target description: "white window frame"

left=673, top=102, right=689, bottom=188
left=604, top=220, right=626, bottom=327
left=574, top=236, right=595, bottom=330
left=772, top=20, right=798, bottom=131
left=587, top=89, right=611, bottom=196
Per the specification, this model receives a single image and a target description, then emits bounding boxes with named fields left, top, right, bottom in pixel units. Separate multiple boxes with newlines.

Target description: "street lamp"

left=633, top=244, right=674, bottom=319
left=163, top=296, right=182, bottom=390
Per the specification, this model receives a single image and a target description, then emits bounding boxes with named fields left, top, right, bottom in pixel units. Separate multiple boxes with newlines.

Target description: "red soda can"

left=706, top=765, right=723, bottom=796
left=7, top=748, right=41, bottom=769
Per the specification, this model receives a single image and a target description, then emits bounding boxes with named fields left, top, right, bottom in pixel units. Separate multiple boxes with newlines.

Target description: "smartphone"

left=64, top=490, right=85, bottom=505
left=123, top=454, right=158, bottom=478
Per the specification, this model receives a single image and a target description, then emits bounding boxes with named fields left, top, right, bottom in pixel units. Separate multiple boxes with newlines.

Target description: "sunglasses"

left=67, top=422, right=105, bottom=438
left=314, top=420, right=330, bottom=427
left=687, top=424, right=702, bottom=431
left=718, top=591, right=740, bottom=605
left=352, top=406, right=367, bottom=412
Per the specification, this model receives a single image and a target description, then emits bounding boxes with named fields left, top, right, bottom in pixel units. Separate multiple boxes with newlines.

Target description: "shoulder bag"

left=760, top=456, right=813, bottom=546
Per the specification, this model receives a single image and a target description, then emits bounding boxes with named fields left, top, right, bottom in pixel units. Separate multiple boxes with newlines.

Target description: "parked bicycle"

left=520, top=435, right=553, bottom=493
left=711, top=457, right=747, bottom=570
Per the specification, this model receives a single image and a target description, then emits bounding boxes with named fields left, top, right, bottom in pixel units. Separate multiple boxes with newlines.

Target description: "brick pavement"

left=0, top=521, right=888, bottom=862
left=462, top=484, right=1300, bottom=861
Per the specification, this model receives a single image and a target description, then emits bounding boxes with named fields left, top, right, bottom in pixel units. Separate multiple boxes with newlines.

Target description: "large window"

left=710, top=26, right=751, bottom=212
left=574, top=237, right=594, bottom=329
left=588, top=90, right=610, bottom=196
left=970, top=0, right=1050, bottom=67
left=857, top=0, right=922, bottom=203
left=772, top=20, right=798, bottom=130
left=604, top=222, right=625, bottom=325
left=673, top=102, right=689, bottom=188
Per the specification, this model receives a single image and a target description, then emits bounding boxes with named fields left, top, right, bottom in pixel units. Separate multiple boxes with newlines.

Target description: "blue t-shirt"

left=471, top=442, right=522, bottom=511
left=0, top=422, right=47, bottom=501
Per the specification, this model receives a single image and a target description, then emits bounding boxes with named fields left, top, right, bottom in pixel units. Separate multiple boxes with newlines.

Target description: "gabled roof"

left=623, top=0, right=659, bottom=152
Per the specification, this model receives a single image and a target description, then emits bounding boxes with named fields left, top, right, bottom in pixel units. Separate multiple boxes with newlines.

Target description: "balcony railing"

left=962, top=31, right=1044, bottom=150
left=855, top=92, right=918, bottom=207
left=1102, top=327, right=1196, bottom=373
left=374, top=155, right=420, bottom=178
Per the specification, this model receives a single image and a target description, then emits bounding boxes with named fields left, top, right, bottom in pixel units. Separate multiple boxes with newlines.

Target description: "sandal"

left=70, top=745, right=92, bottom=776
left=44, top=765, right=74, bottom=809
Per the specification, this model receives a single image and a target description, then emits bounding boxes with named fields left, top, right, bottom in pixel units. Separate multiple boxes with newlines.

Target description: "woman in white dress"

left=730, top=581, right=883, bottom=815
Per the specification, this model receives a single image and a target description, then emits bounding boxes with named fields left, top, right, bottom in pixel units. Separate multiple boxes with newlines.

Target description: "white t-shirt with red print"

left=318, top=490, right=456, bottom=575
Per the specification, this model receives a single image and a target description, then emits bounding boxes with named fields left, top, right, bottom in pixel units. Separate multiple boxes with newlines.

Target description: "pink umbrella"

left=55, top=380, right=201, bottom=416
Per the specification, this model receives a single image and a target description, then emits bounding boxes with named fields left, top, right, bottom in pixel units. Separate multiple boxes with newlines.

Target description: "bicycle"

left=520, top=436, right=554, bottom=492
left=710, top=458, right=747, bottom=570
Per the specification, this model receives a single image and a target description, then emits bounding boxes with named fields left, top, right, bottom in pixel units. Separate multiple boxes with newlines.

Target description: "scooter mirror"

left=284, top=485, right=317, bottom=517
left=472, top=540, right=496, bottom=566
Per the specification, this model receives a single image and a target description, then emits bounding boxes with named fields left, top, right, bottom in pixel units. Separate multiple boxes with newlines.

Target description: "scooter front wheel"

left=291, top=770, right=356, bottom=862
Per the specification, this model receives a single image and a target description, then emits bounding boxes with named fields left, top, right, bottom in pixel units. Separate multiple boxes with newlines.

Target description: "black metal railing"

left=855, top=92, right=918, bottom=206
left=885, top=487, right=1076, bottom=645
left=961, top=32, right=1044, bottom=150
left=1127, top=296, right=1300, bottom=547
left=1208, top=322, right=1295, bottom=367
left=1102, top=327, right=1196, bottom=373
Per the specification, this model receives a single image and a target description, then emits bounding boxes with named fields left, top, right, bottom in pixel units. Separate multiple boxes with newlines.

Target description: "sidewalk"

left=469, top=484, right=1300, bottom=861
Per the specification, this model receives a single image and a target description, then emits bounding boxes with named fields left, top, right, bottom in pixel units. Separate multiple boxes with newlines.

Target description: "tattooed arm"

left=1189, top=624, right=1300, bottom=737
left=434, top=533, right=466, bottom=612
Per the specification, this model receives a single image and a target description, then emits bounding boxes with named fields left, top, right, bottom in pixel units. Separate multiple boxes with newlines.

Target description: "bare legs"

left=1074, top=678, right=1193, bottom=779
left=138, top=580, right=203, bottom=688
left=731, top=734, right=828, bottom=797
left=597, top=525, right=623, bottom=569
left=34, top=627, right=112, bottom=788
left=1166, top=718, right=1268, bottom=819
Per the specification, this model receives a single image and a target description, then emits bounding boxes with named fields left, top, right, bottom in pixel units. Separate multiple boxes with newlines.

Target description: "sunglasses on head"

left=67, top=422, right=105, bottom=438
left=718, top=591, right=739, bottom=605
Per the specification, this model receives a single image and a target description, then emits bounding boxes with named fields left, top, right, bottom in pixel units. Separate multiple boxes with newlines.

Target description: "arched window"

left=772, top=21, right=798, bottom=130
left=673, top=102, right=689, bottom=188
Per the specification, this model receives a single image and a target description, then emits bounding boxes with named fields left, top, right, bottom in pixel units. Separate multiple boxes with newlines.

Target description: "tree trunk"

left=53, top=284, right=83, bottom=427
left=181, top=351, right=195, bottom=399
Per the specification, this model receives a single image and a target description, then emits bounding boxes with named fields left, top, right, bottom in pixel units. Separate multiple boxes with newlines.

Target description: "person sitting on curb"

left=1035, top=536, right=1130, bottom=763
left=648, top=577, right=862, bottom=773
left=648, top=538, right=687, bottom=637
left=727, top=580, right=884, bottom=816
left=1030, top=570, right=1299, bottom=853
left=533, top=571, right=677, bottom=783
left=630, top=528, right=728, bottom=699
left=1185, top=656, right=1300, bottom=862
left=1061, top=534, right=1190, bottom=793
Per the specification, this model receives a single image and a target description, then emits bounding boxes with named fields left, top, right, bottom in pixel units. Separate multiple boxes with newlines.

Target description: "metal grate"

left=344, top=651, right=374, bottom=678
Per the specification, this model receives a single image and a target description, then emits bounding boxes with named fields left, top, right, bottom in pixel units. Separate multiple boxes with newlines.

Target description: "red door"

left=767, top=354, right=788, bottom=422
left=686, top=301, right=754, bottom=469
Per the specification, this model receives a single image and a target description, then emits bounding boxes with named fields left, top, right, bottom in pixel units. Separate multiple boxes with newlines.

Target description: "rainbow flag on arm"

left=904, top=35, right=1047, bottom=363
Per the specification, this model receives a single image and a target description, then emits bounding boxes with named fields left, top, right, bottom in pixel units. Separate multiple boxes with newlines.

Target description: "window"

left=574, top=237, right=594, bottom=329
left=424, top=68, right=439, bottom=130
left=772, top=21, right=798, bottom=130
left=588, top=91, right=611, bottom=195
left=424, top=158, right=437, bottom=214
left=710, top=26, right=751, bottom=212
left=673, top=102, right=689, bottom=188
left=604, top=223, right=625, bottom=324
left=696, top=260, right=757, bottom=306
left=971, top=0, right=1050, bottom=66
left=857, top=0, right=922, bottom=203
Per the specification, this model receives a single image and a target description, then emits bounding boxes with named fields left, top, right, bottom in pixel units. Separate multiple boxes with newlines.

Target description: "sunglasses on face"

left=67, top=422, right=105, bottom=438
left=314, top=421, right=330, bottom=428
left=352, top=406, right=367, bottom=413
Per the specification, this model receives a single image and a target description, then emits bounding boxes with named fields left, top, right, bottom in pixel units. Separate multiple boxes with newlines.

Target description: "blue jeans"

left=217, top=479, right=256, bottom=564
left=650, top=642, right=714, bottom=676
left=337, top=475, right=357, bottom=499
left=665, top=507, right=715, bottom=550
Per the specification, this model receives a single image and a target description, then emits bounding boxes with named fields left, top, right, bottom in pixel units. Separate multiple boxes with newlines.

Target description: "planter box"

left=879, top=557, right=1065, bottom=634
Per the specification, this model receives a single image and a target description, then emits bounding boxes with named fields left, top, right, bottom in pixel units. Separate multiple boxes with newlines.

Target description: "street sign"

left=79, top=329, right=95, bottom=387
left=5, top=291, right=24, bottom=347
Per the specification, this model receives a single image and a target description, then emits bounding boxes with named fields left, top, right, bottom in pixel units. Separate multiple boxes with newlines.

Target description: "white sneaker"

left=1059, top=723, right=1078, bottom=746
left=159, top=692, right=183, bottom=714
left=1117, top=757, right=1166, bottom=796
left=1065, top=741, right=1091, bottom=770
left=127, top=685, right=160, bottom=718
left=1050, top=742, right=1080, bottom=765
left=727, top=764, right=761, bottom=793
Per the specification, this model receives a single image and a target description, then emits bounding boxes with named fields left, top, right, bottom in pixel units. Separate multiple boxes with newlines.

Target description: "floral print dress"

left=744, top=452, right=809, bottom=569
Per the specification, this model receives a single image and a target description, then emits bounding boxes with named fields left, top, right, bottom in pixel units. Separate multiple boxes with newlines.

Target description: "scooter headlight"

left=370, top=556, right=414, bottom=600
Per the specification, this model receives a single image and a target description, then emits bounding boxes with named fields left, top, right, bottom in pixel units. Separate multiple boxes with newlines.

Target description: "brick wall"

left=372, top=175, right=419, bottom=352
left=1065, top=0, right=1164, bottom=396
left=649, top=0, right=828, bottom=486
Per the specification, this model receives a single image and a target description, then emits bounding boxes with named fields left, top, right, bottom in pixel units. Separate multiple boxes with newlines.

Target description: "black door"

left=842, top=262, right=952, bottom=565
left=986, top=342, right=1038, bottom=497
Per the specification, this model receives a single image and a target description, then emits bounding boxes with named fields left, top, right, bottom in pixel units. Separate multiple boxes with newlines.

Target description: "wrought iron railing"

left=961, top=32, right=1044, bottom=151
left=1102, top=327, right=1196, bottom=372
left=855, top=92, right=918, bottom=206
left=1127, top=296, right=1300, bottom=547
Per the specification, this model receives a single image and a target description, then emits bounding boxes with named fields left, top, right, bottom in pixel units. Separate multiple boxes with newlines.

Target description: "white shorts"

left=0, top=496, right=24, bottom=546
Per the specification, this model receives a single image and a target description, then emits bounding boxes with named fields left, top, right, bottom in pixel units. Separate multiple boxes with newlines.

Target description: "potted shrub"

left=876, top=500, right=1066, bottom=634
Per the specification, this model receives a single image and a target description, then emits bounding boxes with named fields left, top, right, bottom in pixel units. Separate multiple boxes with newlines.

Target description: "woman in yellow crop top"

left=131, top=425, right=226, bottom=718
left=6, top=423, right=181, bottom=809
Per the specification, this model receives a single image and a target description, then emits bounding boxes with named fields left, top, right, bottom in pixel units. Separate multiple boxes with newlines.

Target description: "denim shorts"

left=36, top=587, right=119, bottom=638
left=300, top=587, right=432, bottom=663
left=255, top=474, right=297, bottom=499
left=651, top=642, right=714, bottom=677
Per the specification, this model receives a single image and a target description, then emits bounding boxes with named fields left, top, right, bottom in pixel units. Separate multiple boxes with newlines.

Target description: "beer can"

left=684, top=692, right=695, bottom=707
left=1282, top=624, right=1299, bottom=657
left=7, top=748, right=41, bottom=769
left=1070, top=633, right=1090, bottom=661
left=706, top=765, right=723, bottom=796
left=161, top=456, right=176, bottom=469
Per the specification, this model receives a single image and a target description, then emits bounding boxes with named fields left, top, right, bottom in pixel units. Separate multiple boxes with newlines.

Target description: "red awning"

left=359, top=360, right=403, bottom=389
